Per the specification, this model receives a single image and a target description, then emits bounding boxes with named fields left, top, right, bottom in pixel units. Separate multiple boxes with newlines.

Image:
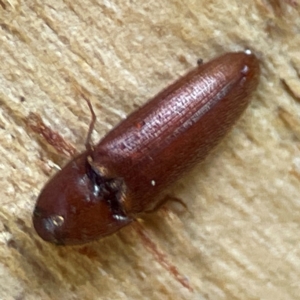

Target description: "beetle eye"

left=85, top=158, right=127, bottom=218
left=86, top=160, right=102, bottom=187
left=85, top=159, right=107, bottom=197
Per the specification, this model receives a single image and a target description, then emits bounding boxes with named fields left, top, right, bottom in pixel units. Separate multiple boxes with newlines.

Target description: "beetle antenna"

left=81, top=94, right=96, bottom=151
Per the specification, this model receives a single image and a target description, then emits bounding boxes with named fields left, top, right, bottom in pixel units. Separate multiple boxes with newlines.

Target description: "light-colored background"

left=0, top=1, right=300, bottom=299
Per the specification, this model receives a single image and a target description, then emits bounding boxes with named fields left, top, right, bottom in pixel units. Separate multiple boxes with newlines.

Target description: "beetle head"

left=33, top=151, right=132, bottom=245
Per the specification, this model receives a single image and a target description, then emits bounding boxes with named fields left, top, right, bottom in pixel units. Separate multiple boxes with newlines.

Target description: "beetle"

left=33, top=50, right=260, bottom=245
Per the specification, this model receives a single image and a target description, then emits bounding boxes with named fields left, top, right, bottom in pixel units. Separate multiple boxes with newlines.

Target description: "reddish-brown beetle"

left=33, top=50, right=260, bottom=245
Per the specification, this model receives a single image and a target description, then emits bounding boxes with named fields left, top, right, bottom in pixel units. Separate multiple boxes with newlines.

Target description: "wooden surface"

left=0, top=1, right=300, bottom=299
